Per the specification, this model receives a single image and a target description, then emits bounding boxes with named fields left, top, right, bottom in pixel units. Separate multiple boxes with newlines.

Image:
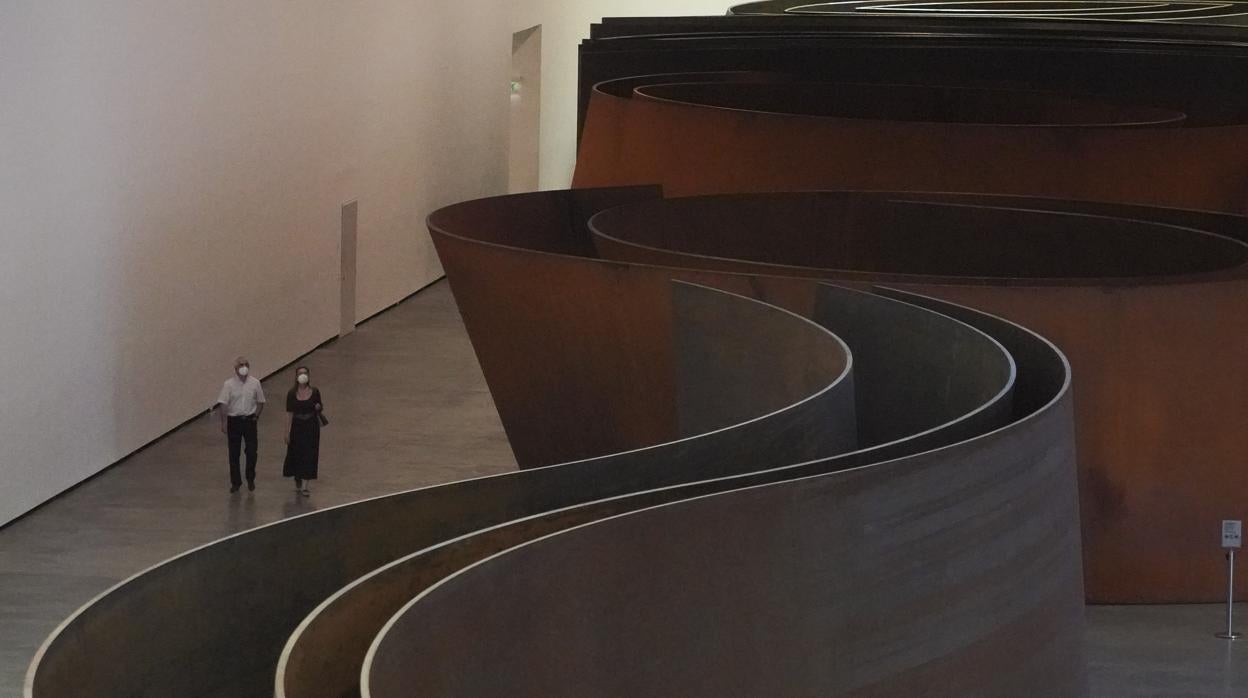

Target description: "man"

left=216, top=356, right=266, bottom=493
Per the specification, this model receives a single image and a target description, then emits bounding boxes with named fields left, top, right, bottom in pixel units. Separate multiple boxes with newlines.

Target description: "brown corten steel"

left=278, top=283, right=1020, bottom=698
left=427, top=186, right=677, bottom=466
left=571, top=76, right=1248, bottom=213
left=587, top=191, right=1248, bottom=603
left=364, top=285, right=1082, bottom=698
left=429, top=188, right=865, bottom=467
left=28, top=282, right=858, bottom=698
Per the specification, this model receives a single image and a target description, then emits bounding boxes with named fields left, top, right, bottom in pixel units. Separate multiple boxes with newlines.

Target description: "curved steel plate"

left=588, top=190, right=1248, bottom=601
left=27, top=282, right=857, bottom=698
left=362, top=288, right=1080, bottom=698
left=277, top=283, right=1017, bottom=698
left=572, top=73, right=1248, bottom=213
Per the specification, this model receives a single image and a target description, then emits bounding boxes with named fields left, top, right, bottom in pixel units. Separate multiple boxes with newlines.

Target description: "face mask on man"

left=237, top=366, right=250, bottom=377
left=297, top=374, right=309, bottom=385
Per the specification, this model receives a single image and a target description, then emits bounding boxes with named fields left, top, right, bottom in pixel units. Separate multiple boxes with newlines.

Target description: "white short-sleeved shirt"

left=217, top=376, right=266, bottom=416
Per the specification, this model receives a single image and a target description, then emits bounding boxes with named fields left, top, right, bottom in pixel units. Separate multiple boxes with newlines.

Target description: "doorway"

left=509, top=25, right=542, bottom=193
left=340, top=200, right=357, bottom=337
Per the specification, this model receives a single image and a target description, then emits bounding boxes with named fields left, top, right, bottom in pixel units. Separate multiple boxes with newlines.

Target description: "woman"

left=283, top=366, right=323, bottom=496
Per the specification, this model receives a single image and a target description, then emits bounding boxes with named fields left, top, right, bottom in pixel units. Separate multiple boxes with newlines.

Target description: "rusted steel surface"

left=813, top=285, right=1014, bottom=448
left=672, top=283, right=855, bottom=439
left=572, top=74, right=1248, bottom=212
left=279, top=282, right=1020, bottom=698
left=634, top=81, right=1187, bottom=127
left=429, top=187, right=674, bottom=466
left=575, top=16, right=1248, bottom=149
left=589, top=191, right=1248, bottom=281
left=364, top=286, right=1082, bottom=698
left=28, top=282, right=857, bottom=698
left=432, top=187, right=1248, bottom=602
left=589, top=191, right=1248, bottom=602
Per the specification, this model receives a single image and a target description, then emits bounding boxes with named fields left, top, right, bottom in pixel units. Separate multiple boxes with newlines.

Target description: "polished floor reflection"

left=1087, top=603, right=1247, bottom=696
left=0, top=280, right=1244, bottom=696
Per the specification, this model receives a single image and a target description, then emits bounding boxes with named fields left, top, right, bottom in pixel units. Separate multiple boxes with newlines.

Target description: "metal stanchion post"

left=1218, top=520, right=1242, bottom=640
left=1217, top=550, right=1241, bottom=639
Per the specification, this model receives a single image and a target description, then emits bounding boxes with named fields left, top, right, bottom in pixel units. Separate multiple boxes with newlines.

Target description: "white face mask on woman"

left=297, top=373, right=309, bottom=385
left=237, top=365, right=250, bottom=377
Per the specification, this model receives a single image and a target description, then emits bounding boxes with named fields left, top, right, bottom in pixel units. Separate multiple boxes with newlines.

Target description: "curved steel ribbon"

left=277, top=281, right=1019, bottom=698
left=586, top=190, right=1248, bottom=603
left=573, top=73, right=1248, bottom=212
left=731, top=0, right=1248, bottom=24
left=26, top=271, right=857, bottom=697
left=362, top=284, right=1080, bottom=698
left=567, top=19, right=1248, bottom=603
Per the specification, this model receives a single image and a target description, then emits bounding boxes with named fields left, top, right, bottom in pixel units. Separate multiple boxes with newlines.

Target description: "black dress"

left=283, top=388, right=321, bottom=479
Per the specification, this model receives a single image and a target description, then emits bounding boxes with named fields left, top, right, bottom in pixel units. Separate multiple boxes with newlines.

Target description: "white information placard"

left=1222, top=520, right=1242, bottom=549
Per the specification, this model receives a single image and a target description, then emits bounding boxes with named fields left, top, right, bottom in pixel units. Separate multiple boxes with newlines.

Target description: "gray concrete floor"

left=1, top=279, right=1245, bottom=696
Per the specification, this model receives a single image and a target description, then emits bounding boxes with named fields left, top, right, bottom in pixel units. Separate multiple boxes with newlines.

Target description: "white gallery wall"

left=510, top=1, right=730, bottom=190
left=0, top=1, right=511, bottom=525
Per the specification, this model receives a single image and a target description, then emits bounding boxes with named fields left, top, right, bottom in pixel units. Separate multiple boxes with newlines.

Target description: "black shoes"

left=247, top=480, right=255, bottom=492
left=229, top=485, right=240, bottom=493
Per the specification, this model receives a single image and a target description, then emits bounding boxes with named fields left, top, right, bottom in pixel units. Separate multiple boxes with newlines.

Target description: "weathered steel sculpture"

left=587, top=191, right=1248, bottom=602
left=279, top=282, right=1022, bottom=698
left=363, top=285, right=1081, bottom=697
left=32, top=3, right=1248, bottom=696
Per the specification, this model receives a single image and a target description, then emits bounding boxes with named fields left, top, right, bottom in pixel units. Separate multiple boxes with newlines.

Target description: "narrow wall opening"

left=509, top=25, right=542, bottom=193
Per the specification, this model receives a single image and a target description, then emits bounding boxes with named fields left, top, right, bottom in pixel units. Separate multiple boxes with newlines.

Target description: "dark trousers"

left=227, top=416, right=259, bottom=486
